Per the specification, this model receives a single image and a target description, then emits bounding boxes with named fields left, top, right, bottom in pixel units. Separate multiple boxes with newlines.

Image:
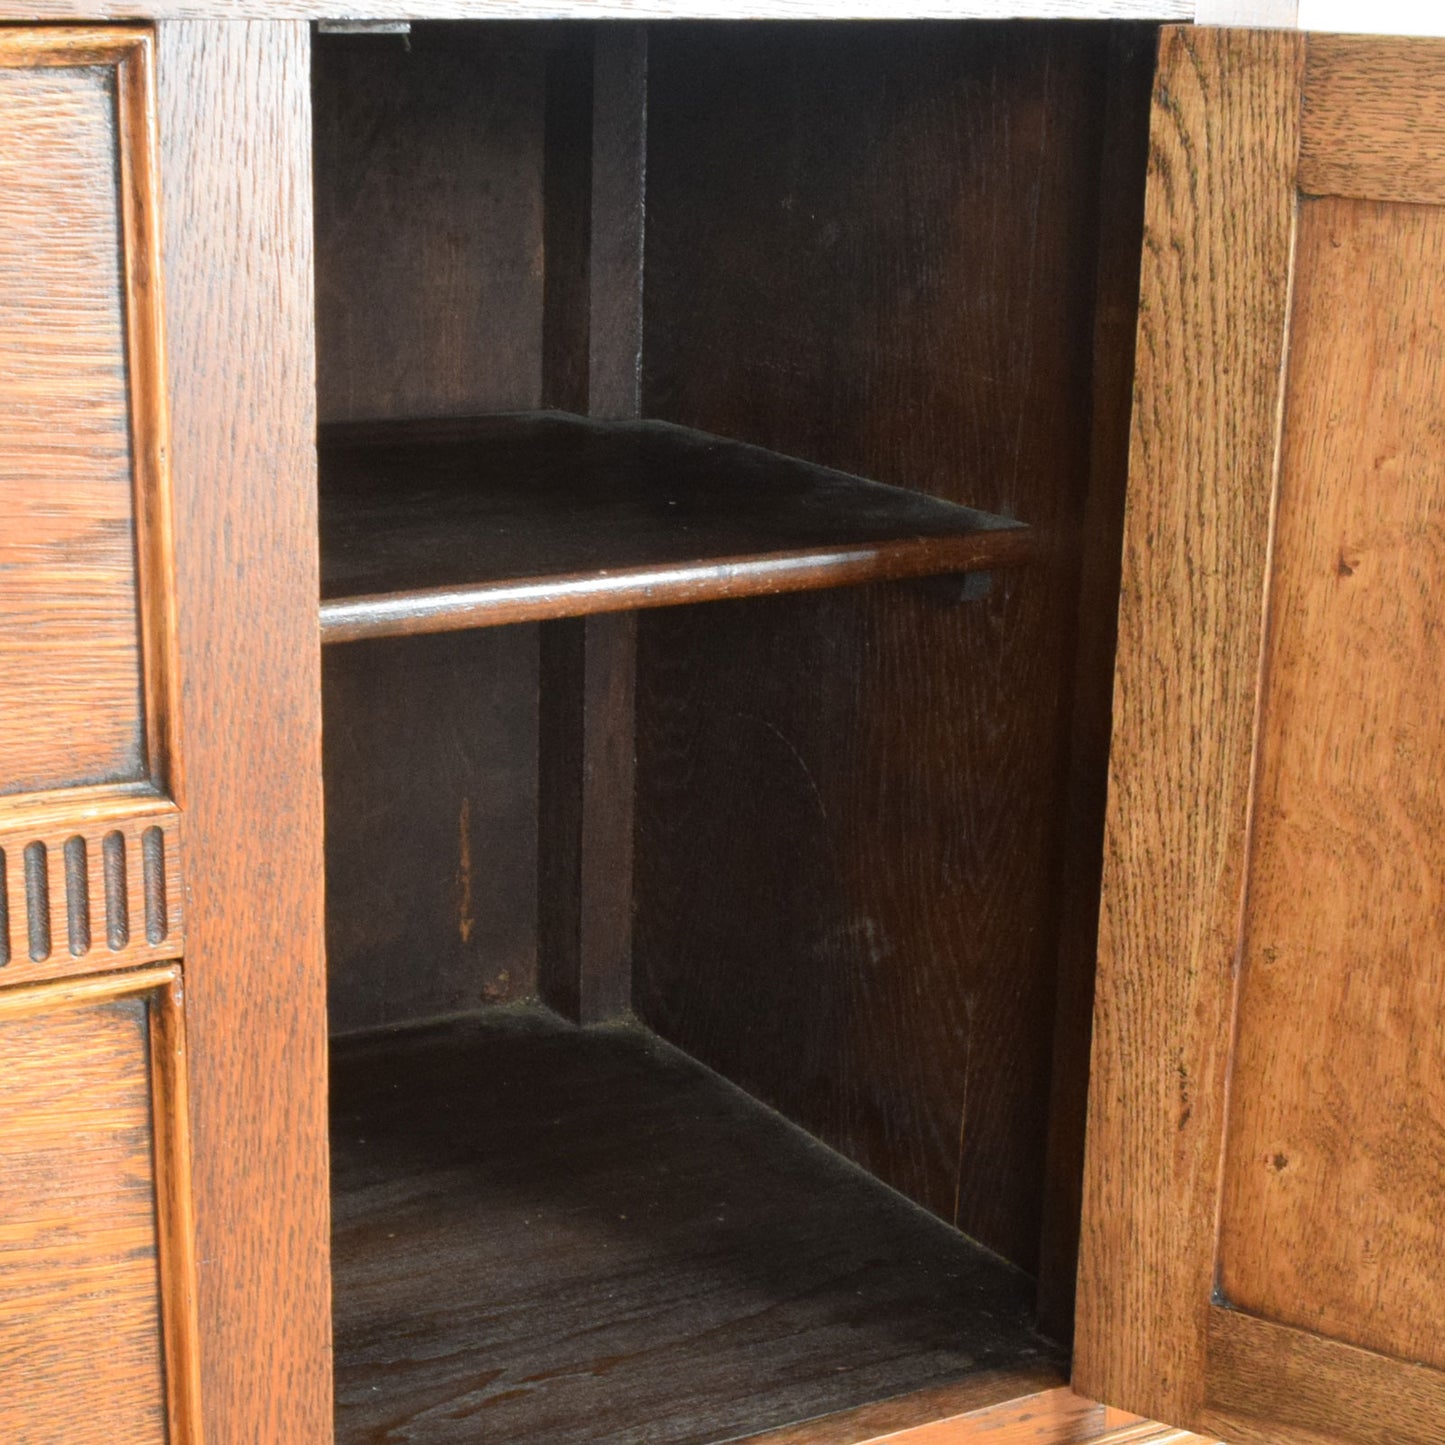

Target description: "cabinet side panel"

left=1218, top=195, right=1445, bottom=1371
left=158, top=21, right=332, bottom=1444
left=0, top=993, right=167, bottom=1444
left=1074, top=24, right=1303, bottom=1423
left=0, top=57, right=146, bottom=795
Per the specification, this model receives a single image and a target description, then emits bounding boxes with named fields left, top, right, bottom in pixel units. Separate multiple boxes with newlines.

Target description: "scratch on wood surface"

left=457, top=796, right=474, bottom=944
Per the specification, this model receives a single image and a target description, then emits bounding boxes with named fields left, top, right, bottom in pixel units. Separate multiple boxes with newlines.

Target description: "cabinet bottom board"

left=329, top=1003, right=1060, bottom=1443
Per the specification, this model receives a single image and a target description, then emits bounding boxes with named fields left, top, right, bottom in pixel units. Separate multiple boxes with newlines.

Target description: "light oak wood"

left=1217, top=192, right=1445, bottom=1372
left=749, top=1385, right=1222, bottom=1445
left=0, top=966, right=200, bottom=1445
left=157, top=21, right=333, bottom=1444
left=1203, top=1308, right=1445, bottom=1445
left=1300, top=35, right=1445, bottom=204
left=1080, top=25, right=1445, bottom=1445
left=1075, top=22, right=1304, bottom=1423
left=0, top=29, right=178, bottom=807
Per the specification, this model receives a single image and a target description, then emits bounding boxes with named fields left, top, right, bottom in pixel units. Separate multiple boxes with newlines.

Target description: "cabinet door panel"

left=0, top=969, right=199, bottom=1445
left=1078, top=28, right=1445, bottom=1445
left=0, top=28, right=176, bottom=805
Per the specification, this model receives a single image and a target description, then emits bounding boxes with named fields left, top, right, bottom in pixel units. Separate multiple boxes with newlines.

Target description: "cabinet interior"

left=311, top=18, right=1155, bottom=1441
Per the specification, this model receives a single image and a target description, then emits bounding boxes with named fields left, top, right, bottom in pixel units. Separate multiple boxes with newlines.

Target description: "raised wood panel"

left=0, top=966, right=199, bottom=1445
left=1217, top=195, right=1445, bottom=1370
left=0, top=30, right=175, bottom=805
left=0, top=805, right=183, bottom=985
left=158, top=21, right=332, bottom=1443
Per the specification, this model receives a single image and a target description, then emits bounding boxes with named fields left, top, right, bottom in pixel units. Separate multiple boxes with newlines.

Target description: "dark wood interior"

left=311, top=15, right=1152, bottom=1437
left=318, top=412, right=1031, bottom=641
left=330, top=1006, right=1061, bottom=1445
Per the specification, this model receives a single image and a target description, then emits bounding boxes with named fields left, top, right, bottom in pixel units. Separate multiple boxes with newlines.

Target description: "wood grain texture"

left=0, top=972, right=172, bottom=1444
left=1073, top=23, right=1304, bottom=1426
left=1217, top=196, right=1445, bottom=1371
left=324, top=630, right=538, bottom=1033
left=0, top=804, right=183, bottom=986
left=1202, top=1312, right=1445, bottom=1445
left=635, top=21, right=1113, bottom=1269
left=318, top=413, right=1031, bottom=642
left=0, top=31, right=176, bottom=802
left=330, top=1007, right=1059, bottom=1445
left=0, top=1, right=1197, bottom=22
left=744, top=1384, right=1221, bottom=1445
left=538, top=611, right=637, bottom=1021
left=312, top=23, right=546, bottom=423
left=1201, top=1309, right=1445, bottom=1445
left=733, top=1375, right=1073, bottom=1445
left=149, top=973, right=204, bottom=1445
left=158, top=21, right=332, bottom=1443
left=1300, top=35, right=1445, bottom=205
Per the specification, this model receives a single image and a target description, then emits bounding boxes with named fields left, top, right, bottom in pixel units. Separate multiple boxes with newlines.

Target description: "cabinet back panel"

left=1218, top=194, right=1445, bottom=1371
left=0, top=61, right=146, bottom=795
left=314, top=26, right=551, bottom=1026
left=313, top=25, right=546, bottom=424
left=324, top=630, right=539, bottom=1033
left=636, top=22, right=1116, bottom=1271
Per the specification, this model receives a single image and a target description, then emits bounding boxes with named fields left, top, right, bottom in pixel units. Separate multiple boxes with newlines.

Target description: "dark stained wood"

left=1073, top=19, right=1307, bottom=1430
left=634, top=20, right=1113, bottom=1269
left=538, top=612, right=636, bottom=1022
left=330, top=1006, right=1059, bottom=1445
left=0, top=977, right=170, bottom=1445
left=0, top=30, right=177, bottom=802
left=312, top=23, right=548, bottom=423
left=1300, top=35, right=1445, bottom=207
left=586, top=25, right=647, bottom=421
left=319, top=413, right=1031, bottom=642
left=324, top=630, right=539, bottom=1034
left=1034, top=21, right=1157, bottom=1344
left=158, top=20, right=333, bottom=1443
left=312, top=22, right=549, bottom=1035
left=538, top=27, right=647, bottom=1025
left=1217, top=195, right=1445, bottom=1373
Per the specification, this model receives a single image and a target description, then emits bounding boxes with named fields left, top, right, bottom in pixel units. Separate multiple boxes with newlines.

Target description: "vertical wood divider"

left=158, top=21, right=333, bottom=1443
left=539, top=26, right=647, bottom=1023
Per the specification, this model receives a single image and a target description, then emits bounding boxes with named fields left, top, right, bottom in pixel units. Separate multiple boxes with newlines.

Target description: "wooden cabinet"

left=0, top=11, right=1442, bottom=1445
left=1078, top=27, right=1445, bottom=1445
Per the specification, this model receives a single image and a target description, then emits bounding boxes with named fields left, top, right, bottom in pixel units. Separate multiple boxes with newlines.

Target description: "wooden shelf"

left=318, top=413, right=1031, bottom=642
left=330, top=1006, right=1059, bottom=1444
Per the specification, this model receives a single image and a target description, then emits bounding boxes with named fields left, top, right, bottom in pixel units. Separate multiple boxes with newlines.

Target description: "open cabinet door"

left=1076, top=25, right=1445, bottom=1445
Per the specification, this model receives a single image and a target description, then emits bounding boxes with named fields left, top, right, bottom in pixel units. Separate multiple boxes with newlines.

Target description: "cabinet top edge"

left=0, top=0, right=1193, bottom=22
